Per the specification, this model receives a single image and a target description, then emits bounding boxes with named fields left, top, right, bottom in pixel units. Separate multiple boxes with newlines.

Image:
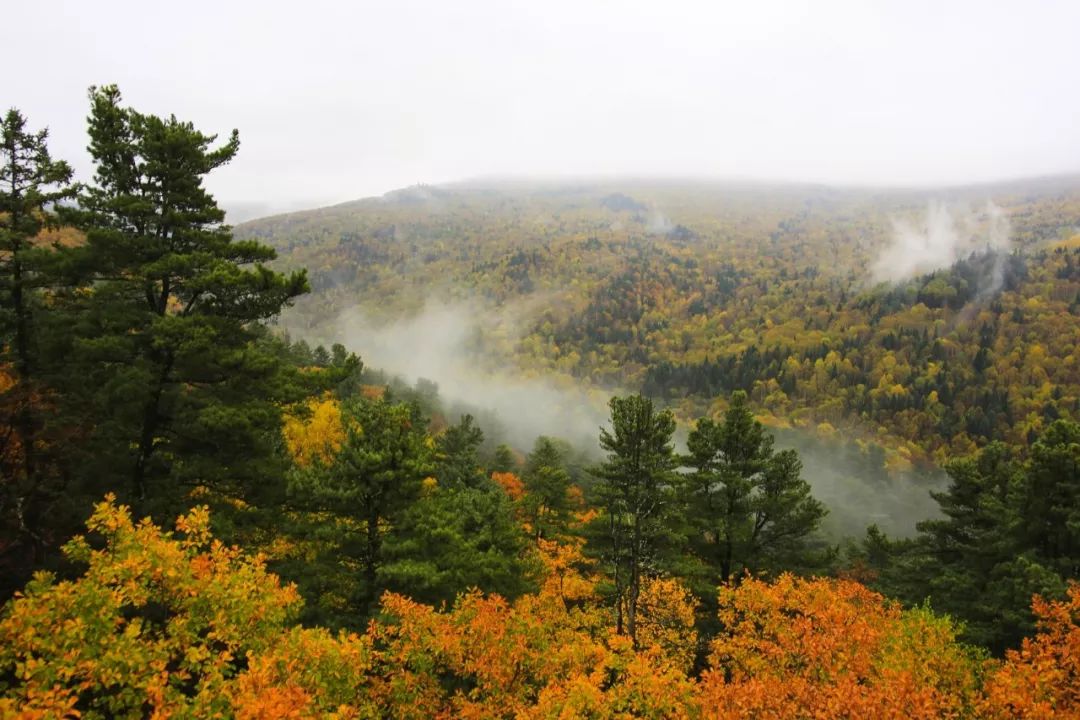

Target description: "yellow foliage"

left=635, top=576, right=699, bottom=673
left=0, top=495, right=302, bottom=718
left=283, top=395, right=346, bottom=467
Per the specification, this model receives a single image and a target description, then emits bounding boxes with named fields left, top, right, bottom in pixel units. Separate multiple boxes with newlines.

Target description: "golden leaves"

left=282, top=395, right=347, bottom=467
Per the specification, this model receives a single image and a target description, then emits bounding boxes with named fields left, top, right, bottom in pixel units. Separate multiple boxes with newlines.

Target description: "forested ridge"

left=239, top=178, right=1080, bottom=467
left=2, top=90, right=1080, bottom=718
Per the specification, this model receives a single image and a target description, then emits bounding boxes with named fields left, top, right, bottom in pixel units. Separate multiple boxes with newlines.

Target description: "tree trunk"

left=133, top=352, right=174, bottom=500
left=364, top=500, right=381, bottom=595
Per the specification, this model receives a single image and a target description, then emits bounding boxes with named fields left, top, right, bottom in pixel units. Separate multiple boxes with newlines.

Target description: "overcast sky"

left=8, top=0, right=1080, bottom=216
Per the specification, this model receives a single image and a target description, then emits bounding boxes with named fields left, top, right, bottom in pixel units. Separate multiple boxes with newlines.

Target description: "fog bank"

left=872, top=201, right=1011, bottom=284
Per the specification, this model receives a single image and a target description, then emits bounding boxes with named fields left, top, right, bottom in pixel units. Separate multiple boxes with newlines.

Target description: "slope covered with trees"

left=238, top=178, right=1080, bottom=467
left=3, top=90, right=1080, bottom=717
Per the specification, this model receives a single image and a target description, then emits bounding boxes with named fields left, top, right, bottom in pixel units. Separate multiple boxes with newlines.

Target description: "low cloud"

left=872, top=200, right=1011, bottom=284
left=332, top=300, right=616, bottom=451
left=327, top=298, right=944, bottom=539
left=645, top=210, right=674, bottom=235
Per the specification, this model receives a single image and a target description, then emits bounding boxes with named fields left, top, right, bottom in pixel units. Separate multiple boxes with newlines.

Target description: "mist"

left=319, top=297, right=943, bottom=540
left=871, top=200, right=1012, bottom=285
left=771, top=429, right=944, bottom=539
left=9, top=1, right=1080, bottom=208
left=331, top=300, right=617, bottom=452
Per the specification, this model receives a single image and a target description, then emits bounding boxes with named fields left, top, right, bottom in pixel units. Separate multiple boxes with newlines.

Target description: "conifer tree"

left=0, top=108, right=75, bottom=577
left=435, top=413, right=487, bottom=489
left=681, top=391, right=825, bottom=587
left=379, top=483, right=535, bottom=607
left=69, top=85, right=308, bottom=509
left=490, top=443, right=517, bottom=473
left=522, top=436, right=573, bottom=540
left=589, top=394, right=678, bottom=642
left=897, top=421, right=1080, bottom=652
left=287, top=395, right=434, bottom=616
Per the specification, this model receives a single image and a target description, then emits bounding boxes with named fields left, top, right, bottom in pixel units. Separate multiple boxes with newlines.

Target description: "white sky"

left=7, top=0, right=1080, bottom=214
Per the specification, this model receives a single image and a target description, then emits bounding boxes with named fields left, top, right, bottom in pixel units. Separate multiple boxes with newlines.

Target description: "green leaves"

left=0, top=106, right=78, bottom=595
left=63, top=85, right=309, bottom=509
left=876, top=421, right=1080, bottom=653
left=588, top=394, right=678, bottom=641
left=381, top=485, right=537, bottom=607
left=680, top=392, right=826, bottom=586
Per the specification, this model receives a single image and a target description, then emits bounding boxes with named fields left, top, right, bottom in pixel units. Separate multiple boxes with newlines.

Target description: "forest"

left=2, top=88, right=1080, bottom=719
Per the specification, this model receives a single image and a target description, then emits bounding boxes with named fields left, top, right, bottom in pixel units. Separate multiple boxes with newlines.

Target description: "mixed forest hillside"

left=238, top=177, right=1080, bottom=467
left=3, top=88, right=1080, bottom=719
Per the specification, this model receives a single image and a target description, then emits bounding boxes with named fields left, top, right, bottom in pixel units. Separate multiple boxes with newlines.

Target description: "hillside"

left=237, top=177, right=1080, bottom=466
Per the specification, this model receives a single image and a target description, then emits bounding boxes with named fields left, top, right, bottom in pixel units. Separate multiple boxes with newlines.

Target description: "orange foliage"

left=636, top=576, right=699, bottom=673
left=491, top=470, right=525, bottom=501
left=359, top=384, right=385, bottom=401
left=981, top=584, right=1080, bottom=719
left=0, top=495, right=302, bottom=718
left=534, top=536, right=599, bottom=609
left=6, top=499, right=1058, bottom=720
left=699, top=574, right=982, bottom=720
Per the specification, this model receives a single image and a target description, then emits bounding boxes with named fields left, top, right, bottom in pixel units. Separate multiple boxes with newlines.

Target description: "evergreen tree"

left=0, top=108, right=75, bottom=582
left=902, top=442, right=1029, bottom=650
left=287, top=396, right=433, bottom=618
left=490, top=443, right=517, bottom=473
left=1020, top=419, right=1080, bottom=576
left=68, top=85, right=308, bottom=511
left=380, top=484, right=535, bottom=606
left=522, top=436, right=573, bottom=540
left=873, top=423, right=1080, bottom=653
left=589, top=394, right=678, bottom=642
left=435, top=414, right=487, bottom=489
left=680, top=391, right=825, bottom=589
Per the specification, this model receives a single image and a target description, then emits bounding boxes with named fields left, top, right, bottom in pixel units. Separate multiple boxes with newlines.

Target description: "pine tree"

left=589, top=394, right=678, bottom=642
left=522, top=436, right=572, bottom=540
left=435, top=414, right=487, bottom=489
left=69, top=85, right=308, bottom=510
left=680, top=391, right=825, bottom=587
left=287, top=395, right=433, bottom=616
left=875, top=425, right=1080, bottom=653
left=490, top=443, right=517, bottom=473
left=380, top=483, right=535, bottom=606
left=0, top=108, right=76, bottom=579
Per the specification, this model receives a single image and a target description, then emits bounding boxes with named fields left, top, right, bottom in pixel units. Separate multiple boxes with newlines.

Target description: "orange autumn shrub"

left=534, top=535, right=600, bottom=610
left=492, top=470, right=526, bottom=501
left=367, top=590, right=698, bottom=720
left=698, top=574, right=983, bottom=720
left=0, top=499, right=1005, bottom=720
left=229, top=626, right=380, bottom=719
left=981, top=584, right=1080, bottom=719
left=365, top=533, right=699, bottom=719
left=635, top=576, right=699, bottom=674
left=0, top=495, right=302, bottom=719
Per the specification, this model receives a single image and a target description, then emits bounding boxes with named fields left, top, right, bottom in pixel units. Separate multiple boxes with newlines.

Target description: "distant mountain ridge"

left=237, top=176, right=1080, bottom=466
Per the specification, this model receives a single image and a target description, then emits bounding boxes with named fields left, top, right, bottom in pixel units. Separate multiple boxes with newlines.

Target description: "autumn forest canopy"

left=2, top=88, right=1080, bottom=718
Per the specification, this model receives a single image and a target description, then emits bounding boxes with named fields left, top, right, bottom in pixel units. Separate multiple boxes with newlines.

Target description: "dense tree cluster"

left=3, top=92, right=1080, bottom=716
left=0, top=89, right=317, bottom=599
left=239, top=180, right=1080, bottom=467
left=6, top=497, right=1080, bottom=718
left=862, top=418, right=1080, bottom=653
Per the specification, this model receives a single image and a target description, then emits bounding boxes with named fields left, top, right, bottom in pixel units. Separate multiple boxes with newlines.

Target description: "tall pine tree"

left=680, top=391, right=825, bottom=588
left=287, top=395, right=434, bottom=619
left=589, top=394, right=678, bottom=643
left=69, top=85, right=308, bottom=512
left=0, top=109, right=76, bottom=583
